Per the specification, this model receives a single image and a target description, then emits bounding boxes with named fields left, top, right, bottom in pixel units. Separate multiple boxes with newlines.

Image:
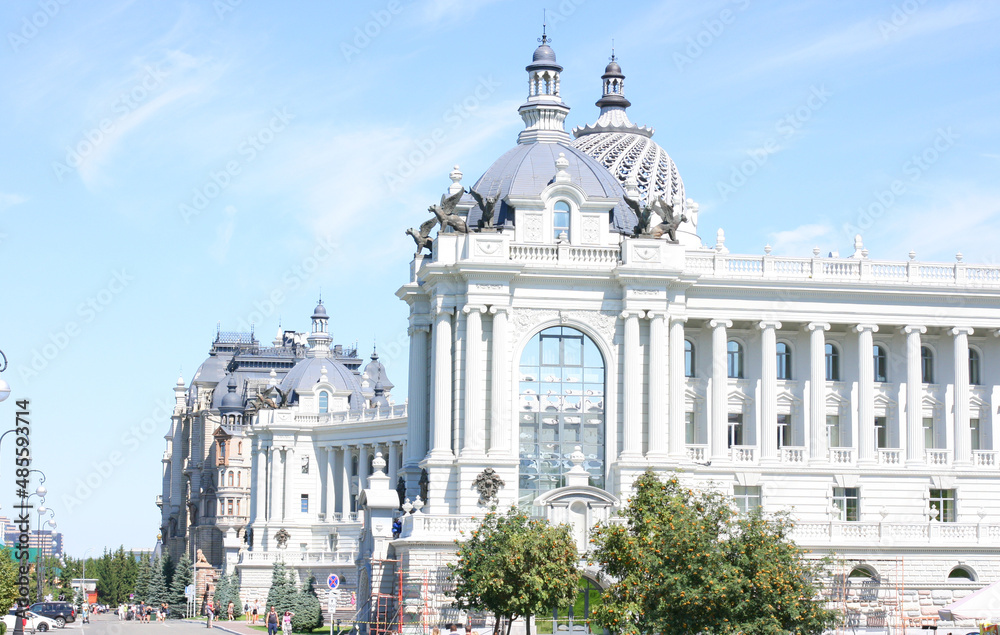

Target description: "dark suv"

left=28, top=603, right=75, bottom=627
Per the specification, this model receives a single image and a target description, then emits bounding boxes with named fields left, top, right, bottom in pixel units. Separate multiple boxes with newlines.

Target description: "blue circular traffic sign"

left=327, top=574, right=340, bottom=590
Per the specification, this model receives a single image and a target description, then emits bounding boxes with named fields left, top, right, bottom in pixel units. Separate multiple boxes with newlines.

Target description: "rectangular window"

left=827, top=415, right=843, bottom=447
left=971, top=418, right=981, bottom=451
left=227, top=500, right=233, bottom=516
left=728, top=413, right=744, bottom=447
left=832, top=487, right=859, bottom=521
left=929, top=489, right=956, bottom=522
left=875, top=416, right=888, bottom=449
left=685, top=412, right=696, bottom=445
left=301, top=494, right=309, bottom=514
left=733, top=485, right=761, bottom=513
left=777, top=414, right=791, bottom=448
left=923, top=417, right=936, bottom=450
left=236, top=499, right=241, bottom=516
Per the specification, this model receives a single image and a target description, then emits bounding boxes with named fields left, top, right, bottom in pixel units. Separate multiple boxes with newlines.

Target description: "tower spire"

left=518, top=24, right=570, bottom=144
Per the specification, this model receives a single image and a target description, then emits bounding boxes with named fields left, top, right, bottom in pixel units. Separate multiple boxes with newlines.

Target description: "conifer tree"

left=168, top=552, right=193, bottom=618
left=265, top=563, right=297, bottom=617
left=230, top=573, right=244, bottom=618
left=147, top=557, right=169, bottom=606
left=292, top=572, right=323, bottom=632
left=214, top=574, right=231, bottom=617
left=133, top=554, right=152, bottom=603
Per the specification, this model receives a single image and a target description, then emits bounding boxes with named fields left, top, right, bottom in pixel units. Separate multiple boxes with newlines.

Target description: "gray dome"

left=603, top=61, right=622, bottom=77
left=466, top=141, right=636, bottom=233
left=363, top=350, right=394, bottom=392
left=219, top=375, right=242, bottom=411
left=312, top=301, right=327, bottom=318
left=278, top=356, right=367, bottom=410
left=532, top=44, right=556, bottom=64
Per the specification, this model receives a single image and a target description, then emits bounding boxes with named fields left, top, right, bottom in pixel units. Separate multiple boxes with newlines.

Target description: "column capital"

left=805, top=322, right=831, bottom=332
left=669, top=315, right=688, bottom=325
left=901, top=325, right=927, bottom=336
left=488, top=305, right=510, bottom=316
left=854, top=324, right=879, bottom=334
left=434, top=305, right=454, bottom=316
left=407, top=325, right=431, bottom=336
left=756, top=320, right=782, bottom=331
left=462, top=304, right=487, bottom=315
left=709, top=319, right=732, bottom=329
left=620, top=310, right=646, bottom=320
left=950, top=326, right=974, bottom=337
left=645, top=310, right=669, bottom=320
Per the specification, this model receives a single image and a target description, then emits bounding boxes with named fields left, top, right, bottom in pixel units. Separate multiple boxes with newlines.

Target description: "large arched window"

left=727, top=340, right=744, bottom=379
left=921, top=346, right=934, bottom=384
left=684, top=340, right=695, bottom=377
left=776, top=342, right=792, bottom=380
left=519, top=326, right=605, bottom=510
left=969, top=348, right=981, bottom=386
left=553, top=201, right=571, bottom=241
left=826, top=343, right=840, bottom=381
left=319, top=391, right=329, bottom=413
left=874, top=345, right=888, bottom=383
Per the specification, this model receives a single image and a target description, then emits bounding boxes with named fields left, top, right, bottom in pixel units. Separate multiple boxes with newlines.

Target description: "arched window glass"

left=237, top=441, right=242, bottom=455
left=553, top=201, right=571, bottom=241
left=319, top=391, right=329, bottom=413
left=727, top=341, right=744, bottom=379
left=969, top=349, right=981, bottom=386
left=684, top=340, right=695, bottom=378
left=921, top=346, right=934, bottom=384
left=825, top=343, right=840, bottom=381
left=519, top=326, right=605, bottom=511
left=874, top=345, right=888, bottom=383
left=948, top=566, right=975, bottom=581
left=776, top=342, right=792, bottom=380
left=227, top=471, right=234, bottom=486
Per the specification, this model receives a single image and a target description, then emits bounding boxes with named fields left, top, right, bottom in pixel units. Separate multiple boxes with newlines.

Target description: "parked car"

left=3, top=610, right=60, bottom=632
left=27, top=602, right=75, bottom=627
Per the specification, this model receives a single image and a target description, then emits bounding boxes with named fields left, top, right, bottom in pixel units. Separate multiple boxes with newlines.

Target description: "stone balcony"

left=680, top=444, right=997, bottom=468
left=790, top=521, right=1000, bottom=547
left=237, top=550, right=356, bottom=566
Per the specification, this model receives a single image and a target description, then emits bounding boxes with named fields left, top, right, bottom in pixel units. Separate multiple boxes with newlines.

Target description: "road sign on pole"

left=327, top=573, right=340, bottom=590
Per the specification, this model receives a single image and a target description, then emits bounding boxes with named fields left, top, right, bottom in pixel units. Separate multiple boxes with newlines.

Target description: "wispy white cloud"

left=0, top=193, right=27, bottom=212
left=211, top=205, right=238, bottom=263
left=415, top=0, right=504, bottom=26
left=768, top=222, right=835, bottom=257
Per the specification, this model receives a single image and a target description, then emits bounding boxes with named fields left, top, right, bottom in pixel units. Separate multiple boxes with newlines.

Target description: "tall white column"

left=856, top=324, right=878, bottom=463
left=463, top=305, right=486, bottom=456
left=668, top=316, right=687, bottom=457
left=621, top=310, right=644, bottom=459
left=388, top=442, right=399, bottom=487
left=429, top=308, right=454, bottom=459
left=758, top=321, right=781, bottom=461
left=283, top=448, right=295, bottom=519
left=952, top=327, right=974, bottom=464
left=489, top=307, right=509, bottom=455
left=340, top=446, right=352, bottom=516
left=903, top=325, right=926, bottom=462
left=807, top=323, right=830, bottom=462
left=710, top=319, right=732, bottom=459
left=325, top=446, right=337, bottom=520
left=647, top=312, right=668, bottom=459
left=405, top=324, right=430, bottom=466
left=268, top=447, right=280, bottom=521
left=253, top=445, right=269, bottom=523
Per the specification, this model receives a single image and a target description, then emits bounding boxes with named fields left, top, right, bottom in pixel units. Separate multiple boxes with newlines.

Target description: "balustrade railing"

left=972, top=450, right=997, bottom=467
left=877, top=449, right=902, bottom=465
left=730, top=446, right=756, bottom=463
left=781, top=446, right=806, bottom=464
left=829, top=447, right=854, bottom=464
left=926, top=449, right=951, bottom=466
left=686, top=445, right=707, bottom=462
left=791, top=521, right=996, bottom=545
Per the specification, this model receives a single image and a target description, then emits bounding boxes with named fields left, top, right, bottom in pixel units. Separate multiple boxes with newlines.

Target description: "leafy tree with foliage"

left=266, top=563, right=298, bottom=617
left=292, top=572, right=323, bottom=632
left=450, top=506, right=580, bottom=635
left=0, top=548, right=20, bottom=614
left=590, top=470, right=837, bottom=635
left=168, top=552, right=193, bottom=618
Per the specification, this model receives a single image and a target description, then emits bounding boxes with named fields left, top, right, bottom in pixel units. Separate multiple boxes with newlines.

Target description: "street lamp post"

left=36, top=506, right=55, bottom=602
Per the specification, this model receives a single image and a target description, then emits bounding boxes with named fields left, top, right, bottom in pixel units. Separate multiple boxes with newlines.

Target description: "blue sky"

left=0, top=0, right=997, bottom=555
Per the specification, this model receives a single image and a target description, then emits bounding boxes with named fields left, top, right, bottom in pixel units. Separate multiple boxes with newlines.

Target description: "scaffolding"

left=825, top=556, right=939, bottom=635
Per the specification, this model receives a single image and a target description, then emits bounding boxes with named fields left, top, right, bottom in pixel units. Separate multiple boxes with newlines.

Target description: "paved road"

left=69, top=615, right=253, bottom=635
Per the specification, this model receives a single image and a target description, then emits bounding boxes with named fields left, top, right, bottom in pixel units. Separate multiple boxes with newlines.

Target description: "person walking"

left=266, top=606, right=279, bottom=635
left=282, top=610, right=295, bottom=635
left=251, top=600, right=260, bottom=625
left=228, top=601, right=235, bottom=621
left=206, top=600, right=214, bottom=628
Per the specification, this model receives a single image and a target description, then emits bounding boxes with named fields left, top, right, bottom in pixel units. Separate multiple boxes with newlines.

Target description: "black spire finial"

left=610, top=38, right=616, bottom=62
left=539, top=10, right=550, bottom=45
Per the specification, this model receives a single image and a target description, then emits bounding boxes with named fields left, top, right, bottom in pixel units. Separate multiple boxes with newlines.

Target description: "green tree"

left=134, top=554, right=152, bottom=603
left=265, top=563, right=297, bottom=617
left=0, top=548, right=20, bottom=614
left=147, top=557, right=169, bottom=606
left=292, top=572, right=323, bottom=632
left=449, top=506, right=580, bottom=635
left=590, top=470, right=837, bottom=635
left=168, top=552, right=193, bottom=618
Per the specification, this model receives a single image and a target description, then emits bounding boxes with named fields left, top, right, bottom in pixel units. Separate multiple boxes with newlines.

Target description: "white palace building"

left=161, top=33, right=1000, bottom=630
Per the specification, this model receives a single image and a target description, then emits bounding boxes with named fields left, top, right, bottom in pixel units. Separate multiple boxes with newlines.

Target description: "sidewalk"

left=184, top=618, right=265, bottom=635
